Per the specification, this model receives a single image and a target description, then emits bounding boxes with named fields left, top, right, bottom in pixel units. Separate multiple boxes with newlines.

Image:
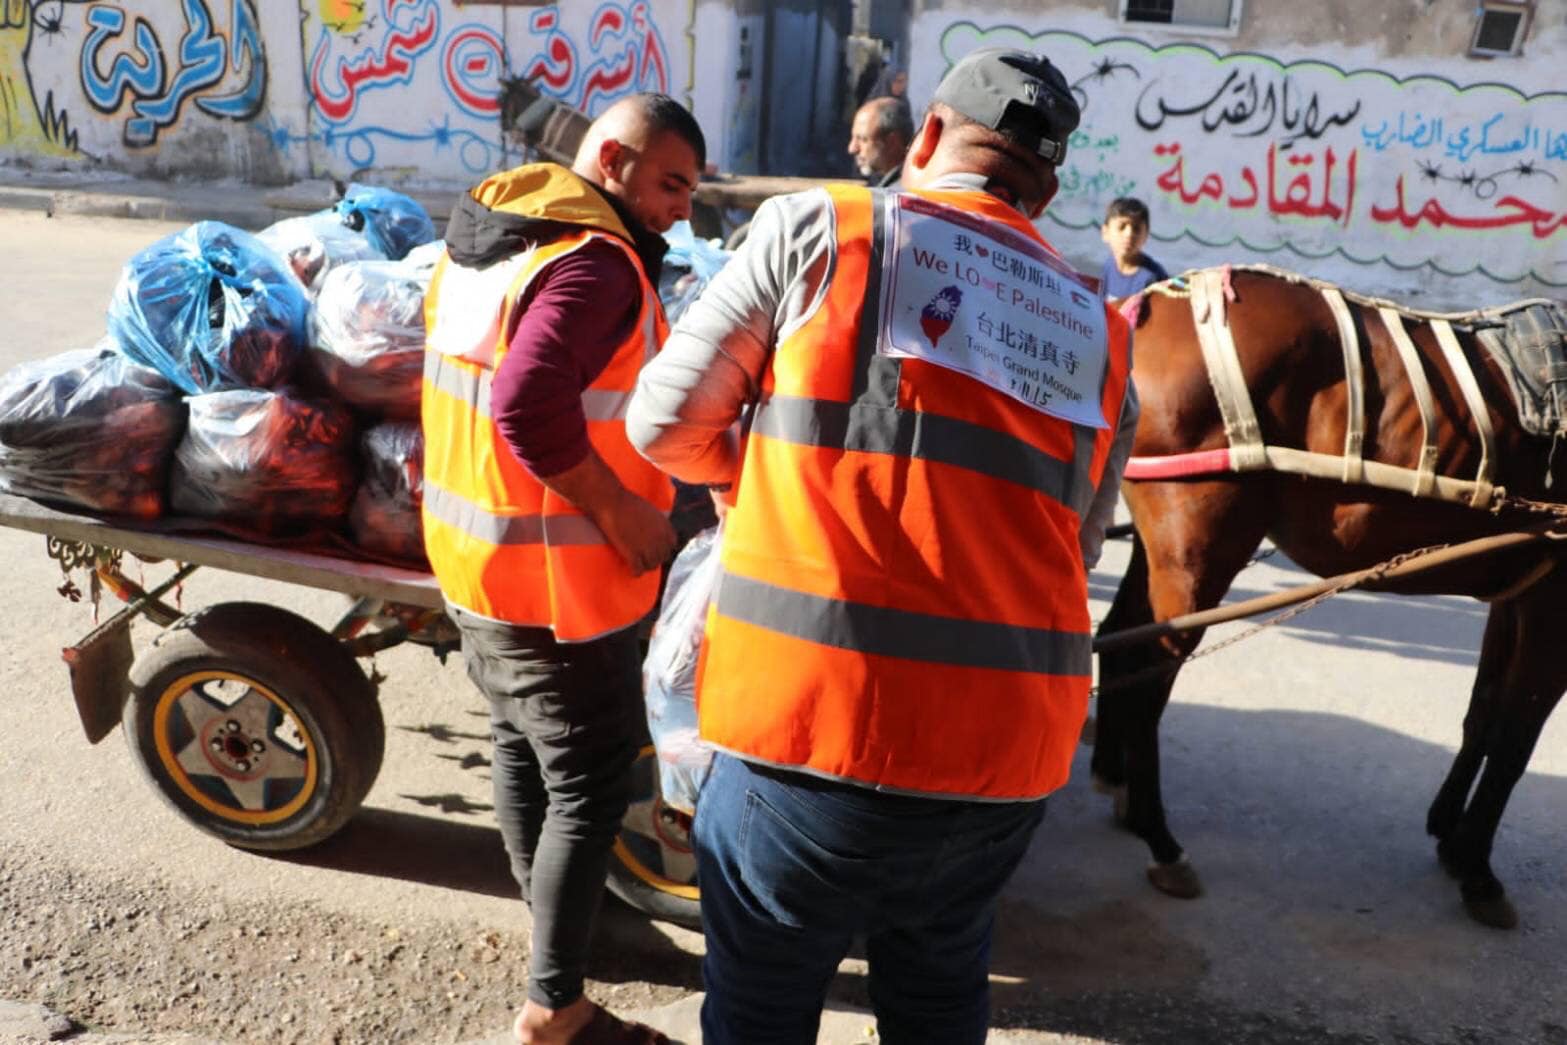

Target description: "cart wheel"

left=123, top=602, right=384, bottom=852
left=606, top=746, right=702, bottom=929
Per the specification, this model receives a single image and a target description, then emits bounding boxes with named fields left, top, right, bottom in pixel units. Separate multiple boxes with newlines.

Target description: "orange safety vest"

left=420, top=164, right=673, bottom=641
left=696, top=184, right=1133, bottom=800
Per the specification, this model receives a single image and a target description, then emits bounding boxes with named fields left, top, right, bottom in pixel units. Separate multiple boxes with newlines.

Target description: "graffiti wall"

left=914, top=10, right=1567, bottom=306
left=1, top=0, right=697, bottom=184
left=1, top=0, right=292, bottom=178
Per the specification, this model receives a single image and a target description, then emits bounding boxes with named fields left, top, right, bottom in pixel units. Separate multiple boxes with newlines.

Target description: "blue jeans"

left=693, top=753, right=1046, bottom=1045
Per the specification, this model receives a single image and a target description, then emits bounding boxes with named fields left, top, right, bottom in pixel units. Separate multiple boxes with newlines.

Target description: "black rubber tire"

left=123, top=602, right=384, bottom=852
left=605, top=747, right=702, bottom=929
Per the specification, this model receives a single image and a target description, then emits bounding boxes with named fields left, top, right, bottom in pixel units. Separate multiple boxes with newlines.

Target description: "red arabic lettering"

left=1371, top=176, right=1567, bottom=239
left=1154, top=141, right=1357, bottom=227
left=311, top=4, right=439, bottom=124
left=523, top=10, right=575, bottom=93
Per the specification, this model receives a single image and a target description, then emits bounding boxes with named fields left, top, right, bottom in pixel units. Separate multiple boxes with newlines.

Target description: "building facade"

left=2, top=1, right=1561, bottom=305
left=902, top=0, right=1567, bottom=305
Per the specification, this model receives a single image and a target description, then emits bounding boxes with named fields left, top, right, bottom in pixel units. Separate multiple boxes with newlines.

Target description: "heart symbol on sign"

left=975, top=244, right=990, bottom=257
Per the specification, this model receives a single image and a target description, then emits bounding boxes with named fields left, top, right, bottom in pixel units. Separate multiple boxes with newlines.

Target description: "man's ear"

left=597, top=138, right=625, bottom=183
left=908, top=113, right=942, bottom=171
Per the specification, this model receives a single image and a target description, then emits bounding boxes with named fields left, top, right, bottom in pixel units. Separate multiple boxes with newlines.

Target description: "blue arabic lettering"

left=82, top=7, right=166, bottom=114
left=81, top=0, right=266, bottom=148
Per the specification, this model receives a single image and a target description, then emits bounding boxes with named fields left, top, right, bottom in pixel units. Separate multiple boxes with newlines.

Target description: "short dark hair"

left=1105, top=197, right=1151, bottom=231
left=631, top=92, right=707, bottom=168
left=864, top=97, right=914, bottom=145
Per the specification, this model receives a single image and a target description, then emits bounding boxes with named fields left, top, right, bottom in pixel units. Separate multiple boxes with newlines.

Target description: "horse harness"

left=1126, top=263, right=1567, bottom=512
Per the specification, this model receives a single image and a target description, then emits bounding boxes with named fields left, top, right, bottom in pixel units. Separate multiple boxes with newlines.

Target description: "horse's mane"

left=1143, top=262, right=1558, bottom=329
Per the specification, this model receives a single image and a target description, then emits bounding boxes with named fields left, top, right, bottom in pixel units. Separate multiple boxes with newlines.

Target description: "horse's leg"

left=1097, top=480, right=1270, bottom=900
left=1090, top=532, right=1151, bottom=802
left=1433, top=574, right=1567, bottom=929
left=1425, top=599, right=1513, bottom=847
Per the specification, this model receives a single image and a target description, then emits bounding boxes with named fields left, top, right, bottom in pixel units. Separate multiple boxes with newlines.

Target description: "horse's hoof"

left=1463, top=894, right=1519, bottom=930
left=1147, top=857, right=1204, bottom=899
left=1079, top=714, right=1096, bottom=746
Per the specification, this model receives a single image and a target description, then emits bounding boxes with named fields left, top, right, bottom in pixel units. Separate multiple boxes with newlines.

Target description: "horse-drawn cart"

left=0, top=491, right=701, bottom=928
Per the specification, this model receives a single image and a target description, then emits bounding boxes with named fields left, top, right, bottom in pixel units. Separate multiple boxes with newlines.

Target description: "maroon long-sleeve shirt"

left=492, top=239, right=641, bottom=478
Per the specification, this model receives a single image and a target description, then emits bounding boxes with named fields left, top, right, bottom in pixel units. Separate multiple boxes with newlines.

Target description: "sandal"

left=568, top=1007, right=670, bottom=1045
left=515, top=1004, right=671, bottom=1045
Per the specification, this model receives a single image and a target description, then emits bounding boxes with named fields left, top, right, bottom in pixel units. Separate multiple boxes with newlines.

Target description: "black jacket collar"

left=445, top=173, right=667, bottom=283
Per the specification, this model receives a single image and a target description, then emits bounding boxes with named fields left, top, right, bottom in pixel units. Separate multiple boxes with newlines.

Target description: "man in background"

left=847, top=95, right=914, bottom=187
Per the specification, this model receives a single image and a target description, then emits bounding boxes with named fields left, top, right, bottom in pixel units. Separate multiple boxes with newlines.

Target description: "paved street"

left=0, top=210, right=1564, bottom=1044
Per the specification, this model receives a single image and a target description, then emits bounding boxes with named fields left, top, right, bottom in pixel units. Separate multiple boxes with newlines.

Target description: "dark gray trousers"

left=450, top=605, right=644, bottom=1009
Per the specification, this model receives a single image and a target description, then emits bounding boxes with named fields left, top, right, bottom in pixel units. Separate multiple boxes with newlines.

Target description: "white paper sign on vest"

left=876, top=194, right=1109, bottom=428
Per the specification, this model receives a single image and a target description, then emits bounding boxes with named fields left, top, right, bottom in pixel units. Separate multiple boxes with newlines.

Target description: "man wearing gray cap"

left=627, top=49, right=1138, bottom=1044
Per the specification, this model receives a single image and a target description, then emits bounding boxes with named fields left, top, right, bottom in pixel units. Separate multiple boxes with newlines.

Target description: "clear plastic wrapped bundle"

left=349, top=422, right=426, bottom=566
left=0, top=344, right=185, bottom=519
left=333, top=183, right=438, bottom=261
left=309, top=259, right=430, bottom=419
left=108, top=222, right=308, bottom=394
left=256, top=211, right=387, bottom=296
left=402, top=239, right=447, bottom=272
left=642, top=525, right=721, bottom=813
left=170, top=390, right=356, bottom=533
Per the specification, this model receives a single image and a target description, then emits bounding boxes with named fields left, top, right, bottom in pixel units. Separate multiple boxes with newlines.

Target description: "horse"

left=1092, top=263, right=1567, bottom=930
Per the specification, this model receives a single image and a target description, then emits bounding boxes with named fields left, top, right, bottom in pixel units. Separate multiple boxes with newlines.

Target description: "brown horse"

left=1093, top=264, right=1567, bottom=929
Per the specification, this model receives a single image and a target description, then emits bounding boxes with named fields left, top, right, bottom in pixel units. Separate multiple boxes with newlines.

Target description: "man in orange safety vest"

left=422, top=94, right=703, bottom=1045
left=628, top=50, right=1138, bottom=1044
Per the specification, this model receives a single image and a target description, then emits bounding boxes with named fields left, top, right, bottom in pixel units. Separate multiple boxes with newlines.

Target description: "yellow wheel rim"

left=151, top=671, right=319, bottom=826
left=616, top=745, right=701, bottom=900
left=612, top=838, right=701, bottom=900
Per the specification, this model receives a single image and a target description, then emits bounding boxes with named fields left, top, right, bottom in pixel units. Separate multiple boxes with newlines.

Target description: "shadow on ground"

left=980, top=703, right=1567, bottom=1044
left=279, top=697, right=1566, bottom=1043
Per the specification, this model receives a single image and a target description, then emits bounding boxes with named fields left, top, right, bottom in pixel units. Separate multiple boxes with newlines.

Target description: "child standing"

left=1099, top=197, right=1170, bottom=300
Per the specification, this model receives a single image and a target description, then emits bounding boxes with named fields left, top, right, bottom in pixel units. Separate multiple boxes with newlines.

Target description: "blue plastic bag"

left=642, top=525, right=721, bottom=813
left=108, top=222, right=308, bottom=395
left=661, top=220, right=729, bottom=282
left=658, top=221, right=732, bottom=326
left=334, top=183, right=437, bottom=261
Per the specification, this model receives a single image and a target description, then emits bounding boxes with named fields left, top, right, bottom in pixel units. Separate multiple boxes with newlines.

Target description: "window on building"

left=1469, top=1, right=1531, bottom=57
left=1120, top=0, right=1242, bottom=34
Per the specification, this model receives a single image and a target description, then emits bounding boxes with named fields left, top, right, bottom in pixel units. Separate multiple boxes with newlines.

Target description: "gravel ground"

left=0, top=850, right=691, bottom=1044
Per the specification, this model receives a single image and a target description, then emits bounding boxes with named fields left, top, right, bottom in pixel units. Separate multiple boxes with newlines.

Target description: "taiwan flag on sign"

left=920, top=285, right=963, bottom=348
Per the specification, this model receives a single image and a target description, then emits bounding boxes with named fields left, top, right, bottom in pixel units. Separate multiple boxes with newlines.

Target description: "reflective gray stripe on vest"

left=750, top=394, right=1100, bottom=518
left=426, top=351, right=493, bottom=416
left=426, top=352, right=632, bottom=422
left=756, top=189, right=1100, bottom=519
left=423, top=484, right=607, bottom=546
left=716, top=572, right=1092, bottom=677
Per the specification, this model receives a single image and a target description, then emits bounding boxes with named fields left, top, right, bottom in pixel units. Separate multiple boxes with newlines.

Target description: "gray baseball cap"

left=932, top=49, right=1080, bottom=165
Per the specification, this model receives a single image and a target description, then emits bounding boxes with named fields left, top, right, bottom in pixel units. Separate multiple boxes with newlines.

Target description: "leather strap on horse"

left=1132, top=265, right=1510, bottom=510
left=1320, top=287, right=1365, bottom=484
left=1189, top=268, right=1267, bottom=470
left=1431, top=319, right=1497, bottom=509
left=1377, top=307, right=1442, bottom=497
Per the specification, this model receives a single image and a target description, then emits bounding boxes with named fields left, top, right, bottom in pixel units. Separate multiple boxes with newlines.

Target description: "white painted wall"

left=1, top=1, right=734, bottom=187
left=911, top=3, right=1567, bottom=307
